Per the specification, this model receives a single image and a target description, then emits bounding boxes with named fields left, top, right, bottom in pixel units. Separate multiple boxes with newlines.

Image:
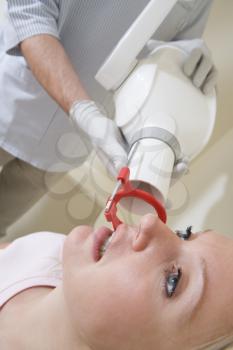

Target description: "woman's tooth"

left=99, top=231, right=116, bottom=257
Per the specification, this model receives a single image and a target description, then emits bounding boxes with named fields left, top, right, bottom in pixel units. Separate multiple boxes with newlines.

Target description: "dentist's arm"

left=20, top=35, right=127, bottom=175
left=20, top=35, right=89, bottom=113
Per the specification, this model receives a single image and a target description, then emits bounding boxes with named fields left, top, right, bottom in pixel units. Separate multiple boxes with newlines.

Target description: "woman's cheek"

left=96, top=266, right=152, bottom=322
left=63, top=240, right=156, bottom=336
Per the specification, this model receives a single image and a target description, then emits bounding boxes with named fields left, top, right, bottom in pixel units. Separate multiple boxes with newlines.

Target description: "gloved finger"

left=192, top=55, right=213, bottom=88
left=97, top=143, right=128, bottom=177
left=183, top=48, right=202, bottom=77
left=172, top=161, right=189, bottom=179
left=170, top=159, right=189, bottom=186
left=202, top=67, right=218, bottom=95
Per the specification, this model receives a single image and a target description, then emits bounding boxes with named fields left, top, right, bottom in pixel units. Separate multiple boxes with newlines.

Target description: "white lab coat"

left=0, top=0, right=213, bottom=172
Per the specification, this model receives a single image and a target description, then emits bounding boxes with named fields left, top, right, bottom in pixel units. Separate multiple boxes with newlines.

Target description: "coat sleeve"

left=5, top=0, right=60, bottom=54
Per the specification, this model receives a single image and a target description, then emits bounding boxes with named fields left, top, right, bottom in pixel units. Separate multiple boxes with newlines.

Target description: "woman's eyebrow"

left=182, top=257, right=207, bottom=324
left=202, top=229, right=212, bottom=233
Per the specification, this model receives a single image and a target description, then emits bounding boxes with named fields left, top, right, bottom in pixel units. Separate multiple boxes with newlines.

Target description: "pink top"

left=0, top=232, right=66, bottom=310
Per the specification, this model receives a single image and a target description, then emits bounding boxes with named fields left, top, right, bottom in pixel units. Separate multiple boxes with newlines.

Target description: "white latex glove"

left=70, top=100, right=128, bottom=176
left=146, top=39, right=217, bottom=94
left=170, top=157, right=189, bottom=186
left=183, top=48, right=218, bottom=95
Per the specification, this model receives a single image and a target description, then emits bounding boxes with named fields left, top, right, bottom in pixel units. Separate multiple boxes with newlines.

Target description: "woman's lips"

left=93, top=226, right=113, bottom=262
left=92, top=223, right=141, bottom=262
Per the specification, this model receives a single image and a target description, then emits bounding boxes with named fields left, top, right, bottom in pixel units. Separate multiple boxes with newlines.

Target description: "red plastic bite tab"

left=104, top=167, right=167, bottom=230
left=117, top=167, right=130, bottom=183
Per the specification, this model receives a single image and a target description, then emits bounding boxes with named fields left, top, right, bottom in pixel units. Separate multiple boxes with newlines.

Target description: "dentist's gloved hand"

left=171, top=157, right=189, bottom=186
left=183, top=48, right=218, bottom=95
left=146, top=39, right=217, bottom=95
left=70, top=100, right=128, bottom=176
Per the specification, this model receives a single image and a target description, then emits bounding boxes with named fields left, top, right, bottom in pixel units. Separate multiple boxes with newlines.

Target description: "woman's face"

left=62, top=214, right=233, bottom=350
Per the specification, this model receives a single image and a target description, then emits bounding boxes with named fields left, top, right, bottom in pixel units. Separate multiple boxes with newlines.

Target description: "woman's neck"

left=0, top=285, right=91, bottom=350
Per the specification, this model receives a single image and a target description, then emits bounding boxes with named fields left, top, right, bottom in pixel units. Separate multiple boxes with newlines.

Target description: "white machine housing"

left=114, top=45, right=216, bottom=205
left=95, top=0, right=216, bottom=209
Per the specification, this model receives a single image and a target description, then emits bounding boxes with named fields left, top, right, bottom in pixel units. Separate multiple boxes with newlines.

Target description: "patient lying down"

left=0, top=213, right=233, bottom=350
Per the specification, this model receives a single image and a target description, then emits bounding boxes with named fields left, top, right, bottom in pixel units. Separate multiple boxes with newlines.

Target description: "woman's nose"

left=132, top=213, right=174, bottom=252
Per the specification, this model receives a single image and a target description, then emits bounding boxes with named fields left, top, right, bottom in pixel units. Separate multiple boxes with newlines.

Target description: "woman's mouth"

left=93, top=226, right=115, bottom=262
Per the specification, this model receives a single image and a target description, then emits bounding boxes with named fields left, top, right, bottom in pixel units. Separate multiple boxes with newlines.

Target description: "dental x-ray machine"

left=95, top=0, right=216, bottom=229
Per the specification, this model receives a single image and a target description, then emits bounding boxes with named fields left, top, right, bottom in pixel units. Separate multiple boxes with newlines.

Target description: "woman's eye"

left=165, top=268, right=182, bottom=298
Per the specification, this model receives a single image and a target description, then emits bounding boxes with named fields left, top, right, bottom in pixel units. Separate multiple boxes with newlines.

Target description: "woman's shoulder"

left=0, top=232, right=67, bottom=264
left=0, top=232, right=66, bottom=250
left=2, top=231, right=66, bottom=247
left=0, top=231, right=66, bottom=310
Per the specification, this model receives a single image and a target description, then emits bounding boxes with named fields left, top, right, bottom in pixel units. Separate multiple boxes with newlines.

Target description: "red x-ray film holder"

left=104, top=167, right=167, bottom=230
